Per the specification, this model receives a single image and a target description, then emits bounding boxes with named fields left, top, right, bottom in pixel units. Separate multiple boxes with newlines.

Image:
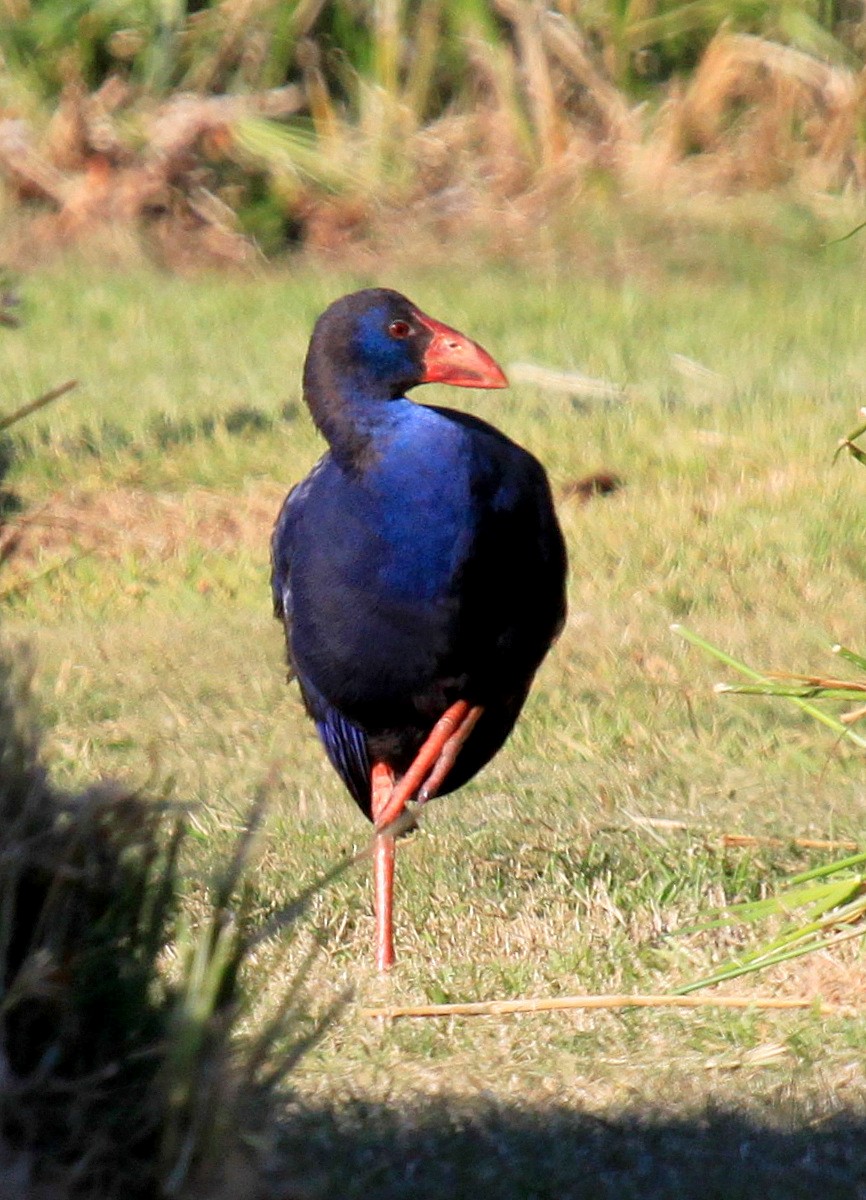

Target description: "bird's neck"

left=304, top=359, right=407, bottom=472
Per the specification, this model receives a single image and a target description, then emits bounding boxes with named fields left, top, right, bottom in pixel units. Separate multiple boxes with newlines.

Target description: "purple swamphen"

left=271, top=289, right=567, bottom=969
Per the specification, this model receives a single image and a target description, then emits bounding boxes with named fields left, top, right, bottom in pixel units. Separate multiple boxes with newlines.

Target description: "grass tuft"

left=4, top=249, right=866, bottom=1191
left=0, top=645, right=336, bottom=1197
left=672, top=418, right=866, bottom=994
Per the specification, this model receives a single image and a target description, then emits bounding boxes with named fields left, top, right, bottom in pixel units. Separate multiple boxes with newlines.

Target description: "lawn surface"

left=3, top=216, right=866, bottom=1196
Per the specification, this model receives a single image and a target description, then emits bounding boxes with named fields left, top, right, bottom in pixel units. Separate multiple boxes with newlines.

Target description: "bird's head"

left=304, top=288, right=508, bottom=402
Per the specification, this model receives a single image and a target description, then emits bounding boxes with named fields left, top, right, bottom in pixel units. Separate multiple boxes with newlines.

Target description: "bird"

left=271, top=288, right=567, bottom=970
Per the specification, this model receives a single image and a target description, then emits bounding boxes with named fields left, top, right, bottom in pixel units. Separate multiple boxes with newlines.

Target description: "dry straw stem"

left=495, top=0, right=568, bottom=167
left=539, top=11, right=636, bottom=147
left=361, top=993, right=861, bottom=1021
left=721, top=834, right=860, bottom=852
left=0, top=379, right=76, bottom=434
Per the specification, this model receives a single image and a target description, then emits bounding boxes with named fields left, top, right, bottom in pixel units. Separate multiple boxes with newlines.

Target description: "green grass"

left=4, top=219, right=866, bottom=1195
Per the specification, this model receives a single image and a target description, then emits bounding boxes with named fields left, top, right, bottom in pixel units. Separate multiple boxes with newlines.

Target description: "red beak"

left=415, top=311, right=508, bottom=390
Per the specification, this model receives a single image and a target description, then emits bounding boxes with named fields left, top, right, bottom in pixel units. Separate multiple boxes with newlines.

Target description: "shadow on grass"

left=277, top=1095, right=866, bottom=1200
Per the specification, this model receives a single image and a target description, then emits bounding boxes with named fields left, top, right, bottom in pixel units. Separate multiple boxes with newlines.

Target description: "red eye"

left=388, top=320, right=411, bottom=339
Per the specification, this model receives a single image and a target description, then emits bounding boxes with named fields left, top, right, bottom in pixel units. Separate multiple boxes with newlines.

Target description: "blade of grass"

left=788, top=850, right=866, bottom=884
left=233, top=115, right=365, bottom=192
left=833, top=415, right=866, bottom=463
left=676, top=923, right=866, bottom=994
left=832, top=643, right=866, bottom=672
left=677, top=876, right=864, bottom=936
left=671, top=624, right=866, bottom=749
left=717, top=683, right=866, bottom=700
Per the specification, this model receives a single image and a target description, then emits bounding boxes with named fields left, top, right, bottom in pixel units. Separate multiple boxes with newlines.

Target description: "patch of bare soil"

left=1, top=483, right=286, bottom=572
left=765, top=941, right=866, bottom=1008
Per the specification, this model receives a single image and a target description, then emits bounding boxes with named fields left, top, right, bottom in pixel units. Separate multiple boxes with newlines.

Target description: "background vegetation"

left=3, top=2, right=866, bottom=1196
left=2, top=228, right=866, bottom=1193
left=3, top=0, right=866, bottom=263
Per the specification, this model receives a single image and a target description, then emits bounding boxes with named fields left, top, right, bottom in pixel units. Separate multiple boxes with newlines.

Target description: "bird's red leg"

left=417, top=704, right=483, bottom=803
left=371, top=761, right=397, bottom=971
left=373, top=700, right=484, bottom=829
left=370, top=701, right=483, bottom=971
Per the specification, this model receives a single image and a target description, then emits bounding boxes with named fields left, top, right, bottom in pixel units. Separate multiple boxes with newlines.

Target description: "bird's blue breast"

left=281, top=401, right=479, bottom=718
left=361, top=405, right=474, bottom=602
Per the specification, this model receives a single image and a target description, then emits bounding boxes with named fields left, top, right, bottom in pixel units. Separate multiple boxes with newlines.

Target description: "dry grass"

left=4, top=19, right=866, bottom=267
left=0, top=483, right=283, bottom=568
left=3, top=249, right=866, bottom=1194
left=646, top=33, right=866, bottom=194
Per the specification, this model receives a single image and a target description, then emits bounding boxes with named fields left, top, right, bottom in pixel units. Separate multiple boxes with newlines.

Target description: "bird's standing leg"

left=371, top=762, right=397, bottom=971
left=369, top=701, right=484, bottom=972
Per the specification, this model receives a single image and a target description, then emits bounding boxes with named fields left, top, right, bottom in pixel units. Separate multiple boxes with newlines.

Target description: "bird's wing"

left=299, top=675, right=373, bottom=817
left=454, top=409, right=568, bottom=663
left=270, top=487, right=298, bottom=623
left=270, top=456, right=330, bottom=630
left=271, top=457, right=374, bottom=816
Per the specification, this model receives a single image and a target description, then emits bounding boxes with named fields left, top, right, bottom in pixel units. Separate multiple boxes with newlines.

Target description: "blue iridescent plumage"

left=271, top=289, right=567, bottom=820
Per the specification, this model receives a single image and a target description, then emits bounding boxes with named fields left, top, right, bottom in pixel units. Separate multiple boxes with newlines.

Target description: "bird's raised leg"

left=370, top=701, right=484, bottom=972
left=417, top=703, right=483, bottom=804
left=373, top=700, right=484, bottom=830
